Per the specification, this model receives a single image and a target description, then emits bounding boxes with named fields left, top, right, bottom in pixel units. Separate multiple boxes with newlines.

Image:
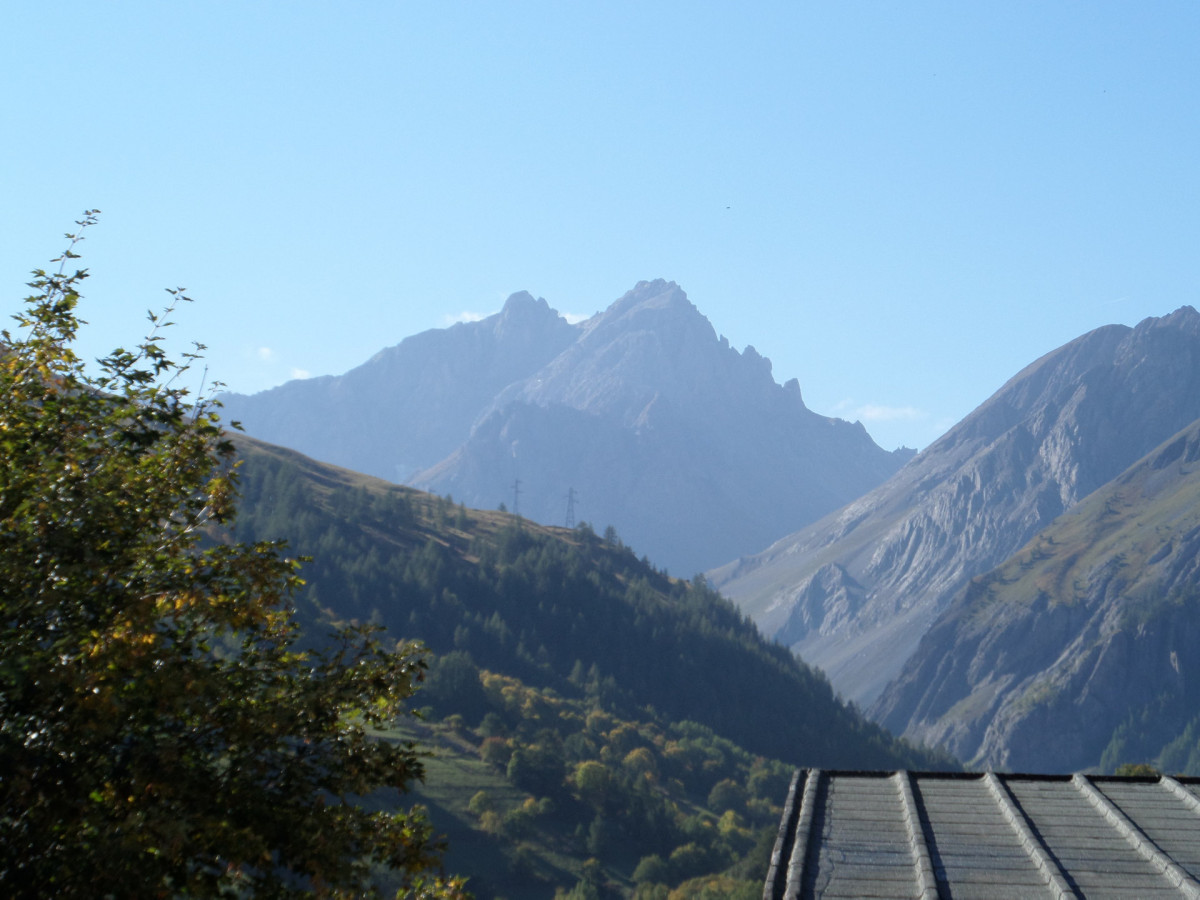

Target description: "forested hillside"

left=225, top=435, right=951, bottom=897
left=230, top=435, right=941, bottom=770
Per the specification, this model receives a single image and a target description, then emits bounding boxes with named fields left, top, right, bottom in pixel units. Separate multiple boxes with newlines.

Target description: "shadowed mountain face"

left=220, top=280, right=909, bottom=576
left=711, top=306, right=1200, bottom=708
left=873, top=418, right=1200, bottom=772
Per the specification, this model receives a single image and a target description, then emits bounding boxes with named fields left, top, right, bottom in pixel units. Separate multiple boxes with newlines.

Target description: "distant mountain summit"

left=487, top=280, right=741, bottom=420
left=712, top=306, right=1200, bottom=706
left=220, top=291, right=577, bottom=482
left=220, top=280, right=908, bottom=575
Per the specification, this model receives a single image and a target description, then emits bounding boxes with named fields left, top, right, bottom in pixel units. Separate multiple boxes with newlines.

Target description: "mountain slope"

left=222, top=280, right=908, bottom=576
left=712, top=306, right=1200, bottom=707
left=872, top=417, right=1200, bottom=772
left=221, top=437, right=865, bottom=897
left=227, top=433, right=947, bottom=773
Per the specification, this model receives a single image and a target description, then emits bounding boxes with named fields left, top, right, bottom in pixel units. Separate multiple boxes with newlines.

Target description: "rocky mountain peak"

left=494, top=291, right=569, bottom=339
left=1134, top=303, right=1200, bottom=335
left=498, top=279, right=804, bottom=432
left=604, top=278, right=691, bottom=315
left=578, top=280, right=710, bottom=347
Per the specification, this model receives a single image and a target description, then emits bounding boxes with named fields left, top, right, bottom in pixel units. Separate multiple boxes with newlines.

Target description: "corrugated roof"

left=764, top=770, right=1200, bottom=899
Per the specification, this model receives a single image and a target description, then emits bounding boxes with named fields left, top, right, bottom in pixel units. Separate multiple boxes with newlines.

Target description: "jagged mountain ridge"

left=711, top=306, right=1200, bottom=707
left=872, top=416, right=1200, bottom=772
left=222, top=279, right=909, bottom=576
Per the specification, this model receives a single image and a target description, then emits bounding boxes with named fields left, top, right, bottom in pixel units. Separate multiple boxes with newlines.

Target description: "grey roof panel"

left=765, top=771, right=1200, bottom=900
left=913, top=777, right=1053, bottom=897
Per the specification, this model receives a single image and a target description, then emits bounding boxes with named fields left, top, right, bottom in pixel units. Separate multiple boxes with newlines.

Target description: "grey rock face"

left=712, top=306, right=1200, bottom=708
left=872, top=417, right=1200, bottom=772
left=221, top=280, right=907, bottom=576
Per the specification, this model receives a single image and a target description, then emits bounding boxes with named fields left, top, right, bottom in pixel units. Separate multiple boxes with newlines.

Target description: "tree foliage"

left=0, top=215, right=464, bottom=898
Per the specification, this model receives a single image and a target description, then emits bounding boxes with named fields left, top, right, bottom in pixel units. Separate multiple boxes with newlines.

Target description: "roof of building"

left=764, top=769, right=1200, bottom=900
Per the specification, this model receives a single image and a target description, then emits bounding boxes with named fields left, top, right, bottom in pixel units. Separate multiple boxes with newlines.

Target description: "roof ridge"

left=984, top=773, right=1078, bottom=900
left=763, top=770, right=803, bottom=900
left=1071, top=774, right=1200, bottom=899
left=781, top=768, right=822, bottom=900
left=895, top=770, right=939, bottom=900
left=1162, top=774, right=1200, bottom=817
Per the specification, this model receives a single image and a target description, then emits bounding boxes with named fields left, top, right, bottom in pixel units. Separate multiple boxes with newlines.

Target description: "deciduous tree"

left=0, top=214, right=464, bottom=898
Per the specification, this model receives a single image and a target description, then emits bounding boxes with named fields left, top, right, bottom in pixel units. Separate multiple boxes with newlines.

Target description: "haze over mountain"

left=221, top=280, right=910, bottom=576
left=874, top=416, right=1200, bottom=773
left=712, top=306, right=1200, bottom=709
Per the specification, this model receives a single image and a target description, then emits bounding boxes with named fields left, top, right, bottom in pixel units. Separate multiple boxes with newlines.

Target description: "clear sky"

left=5, top=2, right=1199, bottom=451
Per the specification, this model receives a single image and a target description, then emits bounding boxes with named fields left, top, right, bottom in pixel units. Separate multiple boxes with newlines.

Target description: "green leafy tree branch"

left=0, top=213, right=466, bottom=899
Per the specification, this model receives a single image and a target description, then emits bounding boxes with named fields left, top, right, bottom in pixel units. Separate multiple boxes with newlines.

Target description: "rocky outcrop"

left=872, top=417, right=1200, bottom=772
left=712, top=306, right=1200, bottom=708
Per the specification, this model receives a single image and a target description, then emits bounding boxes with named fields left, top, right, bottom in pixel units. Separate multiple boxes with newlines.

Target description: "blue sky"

left=5, top=2, right=1199, bottom=451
